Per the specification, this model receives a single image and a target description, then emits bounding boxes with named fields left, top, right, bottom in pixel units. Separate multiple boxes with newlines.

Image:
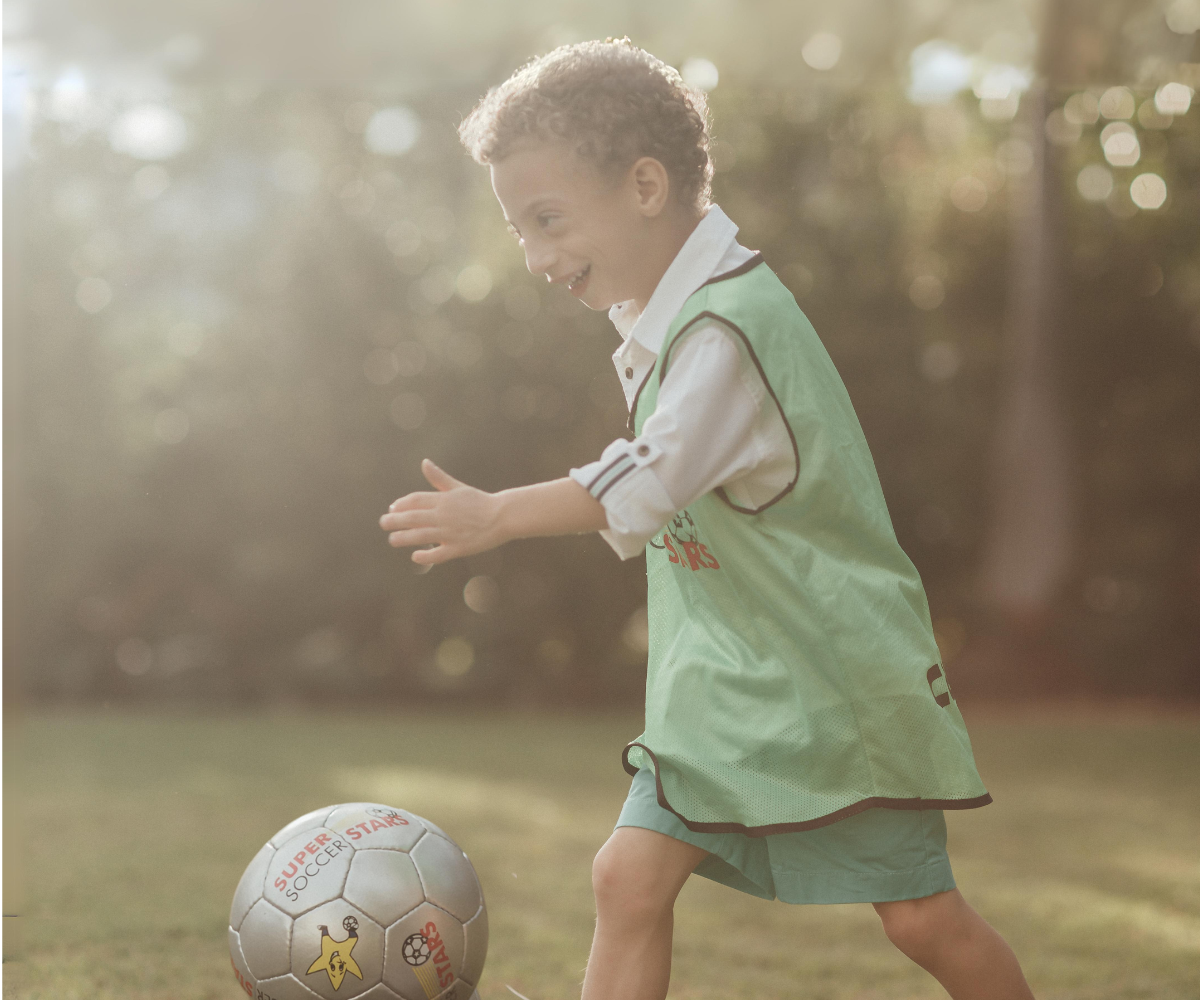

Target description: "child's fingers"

left=421, top=459, right=466, bottom=493
left=379, top=508, right=437, bottom=532
left=388, top=527, right=442, bottom=549
left=389, top=491, right=439, bottom=512
left=411, top=542, right=458, bottom=566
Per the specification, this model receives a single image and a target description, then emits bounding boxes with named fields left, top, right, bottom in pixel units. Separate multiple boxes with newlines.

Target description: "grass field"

left=3, top=707, right=1199, bottom=999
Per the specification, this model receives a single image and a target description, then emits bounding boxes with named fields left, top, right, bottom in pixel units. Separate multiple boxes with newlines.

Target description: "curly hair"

left=458, top=38, right=713, bottom=213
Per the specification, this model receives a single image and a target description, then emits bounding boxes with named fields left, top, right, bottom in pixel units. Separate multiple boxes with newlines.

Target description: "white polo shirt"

left=570, top=205, right=795, bottom=560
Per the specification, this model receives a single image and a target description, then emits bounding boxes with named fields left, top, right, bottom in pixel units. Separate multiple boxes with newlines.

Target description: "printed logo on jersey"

left=926, top=664, right=951, bottom=707
left=648, top=510, right=721, bottom=572
left=306, top=916, right=363, bottom=991
left=402, top=921, right=456, bottom=999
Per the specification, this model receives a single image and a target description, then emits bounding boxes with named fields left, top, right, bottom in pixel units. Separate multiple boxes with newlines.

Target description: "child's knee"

left=591, top=838, right=671, bottom=921
left=873, top=891, right=965, bottom=961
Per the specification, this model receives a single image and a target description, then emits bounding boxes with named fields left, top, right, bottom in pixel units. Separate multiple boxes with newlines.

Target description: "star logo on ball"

left=306, top=915, right=363, bottom=990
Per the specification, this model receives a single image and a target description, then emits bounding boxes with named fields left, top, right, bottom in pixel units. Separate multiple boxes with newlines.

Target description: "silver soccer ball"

left=229, top=803, right=487, bottom=1000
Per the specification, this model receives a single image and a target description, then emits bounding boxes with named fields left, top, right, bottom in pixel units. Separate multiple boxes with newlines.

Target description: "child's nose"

left=522, top=239, right=555, bottom=278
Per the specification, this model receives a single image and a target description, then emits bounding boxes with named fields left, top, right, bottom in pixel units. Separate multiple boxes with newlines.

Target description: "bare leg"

left=581, top=826, right=709, bottom=1000
left=874, top=889, right=1035, bottom=1000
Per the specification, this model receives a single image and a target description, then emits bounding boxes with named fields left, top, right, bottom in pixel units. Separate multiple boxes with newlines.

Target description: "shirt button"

left=637, top=444, right=650, bottom=457
left=624, top=367, right=634, bottom=379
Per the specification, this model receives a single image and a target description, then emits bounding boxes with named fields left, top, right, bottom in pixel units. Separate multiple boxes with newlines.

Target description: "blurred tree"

left=5, top=0, right=1198, bottom=704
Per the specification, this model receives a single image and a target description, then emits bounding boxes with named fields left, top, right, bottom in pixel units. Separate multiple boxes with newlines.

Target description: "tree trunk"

left=976, top=80, right=1076, bottom=620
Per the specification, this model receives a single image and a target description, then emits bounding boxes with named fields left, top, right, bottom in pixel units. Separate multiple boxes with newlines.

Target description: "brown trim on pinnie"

left=658, top=305, right=802, bottom=514
left=622, top=741, right=992, bottom=837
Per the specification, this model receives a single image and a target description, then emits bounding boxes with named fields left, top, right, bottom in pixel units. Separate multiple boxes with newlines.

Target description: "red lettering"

left=231, top=957, right=253, bottom=996
left=357, top=822, right=372, bottom=835
left=370, top=819, right=387, bottom=832
left=304, top=841, right=317, bottom=855
left=280, top=862, right=298, bottom=879
left=274, top=877, right=287, bottom=891
left=293, top=851, right=307, bottom=866
left=698, top=543, right=720, bottom=570
left=423, top=920, right=438, bottom=937
left=663, top=535, right=680, bottom=563
left=438, top=968, right=454, bottom=988
left=347, top=828, right=361, bottom=841
left=432, top=946, right=448, bottom=966
left=315, top=833, right=331, bottom=846
left=681, top=540, right=703, bottom=570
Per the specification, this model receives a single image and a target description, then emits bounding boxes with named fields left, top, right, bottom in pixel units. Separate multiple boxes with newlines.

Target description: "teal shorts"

left=616, top=768, right=956, bottom=905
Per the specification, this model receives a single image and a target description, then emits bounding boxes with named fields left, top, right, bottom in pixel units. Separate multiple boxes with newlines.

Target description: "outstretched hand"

left=379, top=459, right=503, bottom=566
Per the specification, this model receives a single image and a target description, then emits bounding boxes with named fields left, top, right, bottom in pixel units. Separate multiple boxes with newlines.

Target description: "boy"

left=380, top=38, right=1035, bottom=1000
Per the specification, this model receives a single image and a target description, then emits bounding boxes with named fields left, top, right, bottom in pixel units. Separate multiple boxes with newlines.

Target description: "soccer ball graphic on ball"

left=229, top=803, right=486, bottom=1000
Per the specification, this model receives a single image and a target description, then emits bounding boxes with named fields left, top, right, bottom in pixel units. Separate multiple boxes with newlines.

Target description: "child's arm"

left=380, top=458, right=608, bottom=566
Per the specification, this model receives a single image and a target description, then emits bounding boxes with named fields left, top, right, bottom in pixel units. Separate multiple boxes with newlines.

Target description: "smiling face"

left=490, top=141, right=693, bottom=312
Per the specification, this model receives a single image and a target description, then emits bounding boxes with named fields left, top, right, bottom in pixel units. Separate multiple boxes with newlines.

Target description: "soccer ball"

left=229, top=803, right=486, bottom=1000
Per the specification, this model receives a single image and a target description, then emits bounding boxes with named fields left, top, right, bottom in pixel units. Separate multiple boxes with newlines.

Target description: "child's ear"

left=630, top=156, right=670, bottom=218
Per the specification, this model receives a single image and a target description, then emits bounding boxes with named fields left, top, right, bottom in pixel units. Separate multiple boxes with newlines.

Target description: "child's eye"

left=537, top=213, right=559, bottom=230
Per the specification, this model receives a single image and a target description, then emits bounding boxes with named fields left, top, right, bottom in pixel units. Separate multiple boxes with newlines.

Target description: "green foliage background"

left=5, top=0, right=1199, bottom=705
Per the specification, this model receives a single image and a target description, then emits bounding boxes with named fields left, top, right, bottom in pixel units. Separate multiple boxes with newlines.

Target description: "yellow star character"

left=306, top=922, right=363, bottom=991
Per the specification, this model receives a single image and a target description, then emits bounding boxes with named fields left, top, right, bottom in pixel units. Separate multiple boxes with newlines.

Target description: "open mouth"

left=567, top=264, right=591, bottom=293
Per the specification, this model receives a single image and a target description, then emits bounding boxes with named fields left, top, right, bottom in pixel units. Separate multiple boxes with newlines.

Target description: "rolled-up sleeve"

left=570, top=323, right=764, bottom=559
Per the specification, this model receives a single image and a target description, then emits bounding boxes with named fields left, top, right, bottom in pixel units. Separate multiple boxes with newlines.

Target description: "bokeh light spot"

left=1044, top=108, right=1082, bottom=146
left=974, top=64, right=1031, bottom=100
left=1098, top=86, right=1135, bottom=119
left=420, top=266, right=457, bottom=306
left=463, top=576, right=500, bottom=614
left=1077, top=164, right=1114, bottom=201
left=76, top=276, right=112, bottom=313
left=1137, top=99, right=1174, bottom=130
left=419, top=205, right=455, bottom=243
left=802, top=33, right=842, bottom=71
left=950, top=175, right=988, bottom=212
left=909, top=274, right=945, bottom=310
left=456, top=264, right=493, bottom=303
left=364, top=106, right=421, bottom=157
left=1155, top=82, right=1194, bottom=116
left=364, top=347, right=400, bottom=385
left=436, top=637, right=474, bottom=677
left=393, top=340, right=427, bottom=377
left=297, top=628, right=345, bottom=669
left=680, top=57, right=719, bottom=92
left=116, top=637, right=153, bottom=676
left=980, top=92, right=1020, bottom=120
left=920, top=341, right=962, bottom=381
left=109, top=104, right=188, bottom=160
left=907, top=40, right=973, bottom=104
left=1101, top=123, right=1140, bottom=167
left=386, top=220, right=422, bottom=257
left=1130, top=173, right=1167, bottom=210
left=996, top=138, right=1033, bottom=175
left=389, top=392, right=426, bottom=430
left=1063, top=91, right=1100, bottom=125
left=1165, top=0, right=1200, bottom=34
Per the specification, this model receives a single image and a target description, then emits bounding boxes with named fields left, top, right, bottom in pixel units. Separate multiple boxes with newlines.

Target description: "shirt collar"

left=607, top=203, right=739, bottom=353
